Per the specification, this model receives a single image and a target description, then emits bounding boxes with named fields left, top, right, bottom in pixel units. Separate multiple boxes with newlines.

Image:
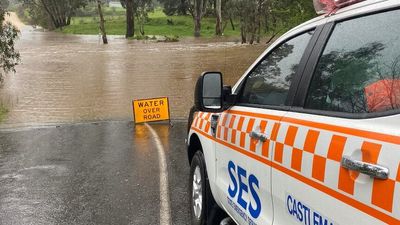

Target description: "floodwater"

left=0, top=27, right=266, bottom=127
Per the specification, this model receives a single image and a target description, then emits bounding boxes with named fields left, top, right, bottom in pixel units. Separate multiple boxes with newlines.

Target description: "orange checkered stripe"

left=191, top=110, right=400, bottom=224
left=192, top=112, right=213, bottom=135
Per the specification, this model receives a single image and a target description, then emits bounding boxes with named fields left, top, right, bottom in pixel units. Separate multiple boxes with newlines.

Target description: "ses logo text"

left=227, top=161, right=261, bottom=224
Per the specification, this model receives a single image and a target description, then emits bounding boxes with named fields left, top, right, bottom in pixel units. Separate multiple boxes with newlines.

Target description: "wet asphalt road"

left=0, top=121, right=190, bottom=225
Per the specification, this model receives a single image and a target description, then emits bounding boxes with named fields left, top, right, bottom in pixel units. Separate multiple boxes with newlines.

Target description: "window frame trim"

left=234, top=26, right=322, bottom=111
left=292, top=7, right=400, bottom=119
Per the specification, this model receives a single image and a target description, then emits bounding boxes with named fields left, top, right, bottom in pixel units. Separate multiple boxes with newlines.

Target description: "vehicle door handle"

left=341, top=156, right=389, bottom=180
left=249, top=131, right=268, bottom=142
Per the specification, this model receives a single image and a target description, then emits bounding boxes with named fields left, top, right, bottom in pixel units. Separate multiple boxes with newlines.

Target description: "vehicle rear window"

left=305, top=9, right=400, bottom=114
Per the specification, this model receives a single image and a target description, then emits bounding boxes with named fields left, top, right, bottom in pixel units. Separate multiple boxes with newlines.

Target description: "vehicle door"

left=272, top=9, right=400, bottom=225
left=214, top=29, right=318, bottom=225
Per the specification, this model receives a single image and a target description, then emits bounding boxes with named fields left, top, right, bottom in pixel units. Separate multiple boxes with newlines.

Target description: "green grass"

left=62, top=8, right=241, bottom=38
left=0, top=104, right=8, bottom=123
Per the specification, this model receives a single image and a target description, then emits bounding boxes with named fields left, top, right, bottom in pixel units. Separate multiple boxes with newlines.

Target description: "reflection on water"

left=0, top=28, right=266, bottom=127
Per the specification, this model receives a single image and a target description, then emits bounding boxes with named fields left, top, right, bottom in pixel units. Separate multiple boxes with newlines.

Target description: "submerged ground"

left=0, top=14, right=266, bottom=225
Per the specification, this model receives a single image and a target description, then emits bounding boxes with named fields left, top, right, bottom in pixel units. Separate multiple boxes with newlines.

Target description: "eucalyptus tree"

left=224, top=0, right=315, bottom=44
left=187, top=0, right=207, bottom=37
left=120, top=0, right=135, bottom=38
left=96, top=0, right=107, bottom=44
left=215, top=0, right=222, bottom=35
left=225, top=0, right=259, bottom=43
left=120, top=0, right=153, bottom=38
left=136, top=0, right=153, bottom=36
left=20, top=0, right=88, bottom=29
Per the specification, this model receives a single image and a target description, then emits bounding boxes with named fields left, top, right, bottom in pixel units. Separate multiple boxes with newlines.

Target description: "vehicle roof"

left=232, top=0, right=400, bottom=92
left=289, top=0, right=399, bottom=35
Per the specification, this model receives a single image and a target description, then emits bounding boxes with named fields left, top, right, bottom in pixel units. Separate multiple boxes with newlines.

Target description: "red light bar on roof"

left=313, top=0, right=365, bottom=14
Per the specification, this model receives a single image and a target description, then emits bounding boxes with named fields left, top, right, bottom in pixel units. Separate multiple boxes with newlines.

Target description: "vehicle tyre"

left=190, top=151, right=228, bottom=225
left=190, top=151, right=208, bottom=225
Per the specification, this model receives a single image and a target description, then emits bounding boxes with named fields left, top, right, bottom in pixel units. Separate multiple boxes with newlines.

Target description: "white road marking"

left=145, top=123, right=171, bottom=225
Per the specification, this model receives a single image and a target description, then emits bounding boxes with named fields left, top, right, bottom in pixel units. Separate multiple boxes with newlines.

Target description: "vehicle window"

left=305, top=10, right=400, bottom=114
left=239, top=31, right=315, bottom=106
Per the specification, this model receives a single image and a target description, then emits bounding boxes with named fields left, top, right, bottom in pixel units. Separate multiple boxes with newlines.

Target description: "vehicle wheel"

left=190, top=151, right=228, bottom=225
left=190, top=151, right=208, bottom=225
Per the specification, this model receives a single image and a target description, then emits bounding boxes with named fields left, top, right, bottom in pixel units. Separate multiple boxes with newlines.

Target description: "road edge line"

left=145, top=123, right=171, bottom=225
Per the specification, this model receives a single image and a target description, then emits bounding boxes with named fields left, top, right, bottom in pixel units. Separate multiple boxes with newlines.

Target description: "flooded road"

left=0, top=15, right=268, bottom=225
left=0, top=121, right=190, bottom=225
left=0, top=27, right=266, bottom=127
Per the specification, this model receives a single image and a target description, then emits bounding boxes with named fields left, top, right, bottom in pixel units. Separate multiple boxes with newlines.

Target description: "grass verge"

left=61, top=8, right=242, bottom=38
left=0, top=104, right=8, bottom=123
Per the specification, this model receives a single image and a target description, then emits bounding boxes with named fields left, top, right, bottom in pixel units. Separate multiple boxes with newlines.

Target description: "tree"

left=96, top=0, right=107, bottom=44
left=215, top=0, right=222, bottom=35
left=223, top=0, right=315, bottom=44
left=0, top=0, right=20, bottom=83
left=221, top=0, right=235, bottom=31
left=226, top=0, right=258, bottom=43
left=136, top=0, right=153, bottom=36
left=121, top=0, right=153, bottom=38
left=188, top=0, right=207, bottom=37
left=20, top=0, right=88, bottom=29
left=265, top=0, right=315, bottom=35
left=123, top=0, right=135, bottom=38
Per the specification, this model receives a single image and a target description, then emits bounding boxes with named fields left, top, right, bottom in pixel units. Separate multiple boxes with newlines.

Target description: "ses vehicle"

left=186, top=0, right=400, bottom=224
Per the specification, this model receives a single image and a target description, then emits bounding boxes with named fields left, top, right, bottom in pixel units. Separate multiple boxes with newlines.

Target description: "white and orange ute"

left=186, top=1, right=400, bottom=225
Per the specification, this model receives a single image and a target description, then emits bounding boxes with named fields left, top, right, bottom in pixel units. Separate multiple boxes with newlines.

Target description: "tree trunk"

left=229, top=16, right=235, bottom=30
left=249, top=34, right=255, bottom=44
left=66, top=4, right=72, bottom=26
left=139, top=20, right=145, bottom=35
left=51, top=0, right=67, bottom=28
left=256, top=0, right=262, bottom=43
left=40, top=0, right=71, bottom=29
left=194, top=17, right=201, bottom=37
left=257, top=21, right=261, bottom=43
left=97, top=0, right=108, bottom=44
left=193, top=0, right=205, bottom=37
left=240, top=20, right=246, bottom=44
left=249, top=21, right=255, bottom=44
left=215, top=0, right=222, bottom=36
left=126, top=0, right=134, bottom=38
left=40, top=0, right=58, bottom=28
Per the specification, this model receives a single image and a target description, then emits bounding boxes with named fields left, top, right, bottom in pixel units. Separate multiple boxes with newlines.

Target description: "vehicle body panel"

left=187, top=1, right=400, bottom=224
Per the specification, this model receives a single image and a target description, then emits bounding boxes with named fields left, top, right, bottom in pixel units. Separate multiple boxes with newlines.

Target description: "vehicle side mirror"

left=194, top=72, right=223, bottom=112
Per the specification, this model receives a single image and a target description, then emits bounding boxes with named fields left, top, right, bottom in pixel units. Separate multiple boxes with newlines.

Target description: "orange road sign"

left=133, top=97, right=170, bottom=123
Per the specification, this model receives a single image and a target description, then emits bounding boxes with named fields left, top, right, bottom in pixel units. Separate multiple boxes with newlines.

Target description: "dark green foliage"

left=0, top=0, right=20, bottom=83
left=267, top=0, right=316, bottom=32
left=224, top=0, right=316, bottom=44
left=159, top=0, right=188, bottom=16
left=18, top=0, right=316, bottom=40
